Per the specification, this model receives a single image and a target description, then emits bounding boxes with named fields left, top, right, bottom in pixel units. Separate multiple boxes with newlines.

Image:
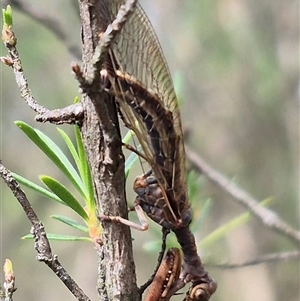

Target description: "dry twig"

left=186, top=146, right=300, bottom=245
left=206, top=250, right=300, bottom=269
left=3, top=0, right=81, bottom=58
left=0, top=161, right=91, bottom=301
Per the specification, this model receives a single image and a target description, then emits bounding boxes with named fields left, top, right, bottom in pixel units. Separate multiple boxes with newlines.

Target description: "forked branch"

left=0, top=160, right=91, bottom=301
left=1, top=11, right=83, bottom=124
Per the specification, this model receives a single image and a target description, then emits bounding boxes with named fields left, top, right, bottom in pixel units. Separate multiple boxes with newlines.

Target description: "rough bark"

left=78, top=1, right=139, bottom=300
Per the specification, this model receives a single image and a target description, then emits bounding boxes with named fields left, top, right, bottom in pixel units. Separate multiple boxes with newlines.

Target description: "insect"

left=144, top=249, right=213, bottom=301
left=144, top=248, right=181, bottom=301
left=101, top=68, right=191, bottom=231
left=98, top=0, right=217, bottom=299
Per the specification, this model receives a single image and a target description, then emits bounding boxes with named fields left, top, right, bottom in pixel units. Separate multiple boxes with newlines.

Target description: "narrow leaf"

left=40, top=175, right=88, bottom=221
left=51, top=215, right=89, bottom=233
left=15, top=121, right=85, bottom=198
left=12, top=173, right=65, bottom=205
left=36, top=128, right=85, bottom=194
left=22, top=233, right=92, bottom=242
left=57, top=128, right=79, bottom=168
left=199, top=211, right=252, bottom=249
left=191, top=199, right=212, bottom=232
left=122, top=129, right=135, bottom=145
left=75, top=125, right=94, bottom=210
left=125, top=151, right=139, bottom=179
left=199, top=198, right=273, bottom=249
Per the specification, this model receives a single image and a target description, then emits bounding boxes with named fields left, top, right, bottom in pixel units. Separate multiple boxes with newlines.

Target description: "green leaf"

left=173, top=71, right=185, bottom=106
left=12, top=173, right=65, bottom=205
left=122, top=129, right=135, bottom=145
left=187, top=171, right=202, bottom=201
left=40, top=175, right=89, bottom=221
left=199, top=211, right=252, bottom=249
left=22, top=233, right=92, bottom=242
left=74, top=125, right=94, bottom=210
left=191, top=198, right=213, bottom=232
left=143, top=240, right=166, bottom=252
left=199, top=198, right=273, bottom=249
left=57, top=126, right=94, bottom=211
left=57, top=128, right=79, bottom=168
left=125, top=151, right=139, bottom=179
left=15, top=121, right=85, bottom=198
left=2, top=5, right=12, bottom=26
left=73, top=96, right=79, bottom=104
left=122, top=129, right=143, bottom=178
left=36, top=129, right=85, bottom=194
left=51, top=215, right=89, bottom=233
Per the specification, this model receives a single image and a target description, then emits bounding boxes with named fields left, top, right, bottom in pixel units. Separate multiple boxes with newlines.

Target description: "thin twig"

left=85, top=0, right=138, bottom=84
left=185, top=146, right=300, bottom=244
left=35, top=102, right=84, bottom=124
left=2, top=45, right=48, bottom=115
left=1, top=23, right=84, bottom=124
left=3, top=0, right=81, bottom=59
left=0, top=160, right=91, bottom=301
left=206, top=250, right=300, bottom=269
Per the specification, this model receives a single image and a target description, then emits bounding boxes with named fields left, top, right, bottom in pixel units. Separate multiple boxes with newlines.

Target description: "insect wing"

left=107, top=2, right=189, bottom=224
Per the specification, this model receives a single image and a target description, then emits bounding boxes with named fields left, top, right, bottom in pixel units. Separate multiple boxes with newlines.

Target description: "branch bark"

left=206, top=250, right=300, bottom=269
left=77, top=1, right=139, bottom=300
left=0, top=161, right=91, bottom=301
left=2, top=1, right=140, bottom=299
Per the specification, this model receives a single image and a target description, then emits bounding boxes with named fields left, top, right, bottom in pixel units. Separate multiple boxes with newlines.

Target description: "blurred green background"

left=0, top=0, right=298, bottom=300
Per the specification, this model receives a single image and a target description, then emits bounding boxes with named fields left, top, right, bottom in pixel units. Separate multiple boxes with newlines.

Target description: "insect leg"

left=99, top=204, right=149, bottom=231
left=139, top=228, right=170, bottom=294
left=123, top=142, right=149, bottom=162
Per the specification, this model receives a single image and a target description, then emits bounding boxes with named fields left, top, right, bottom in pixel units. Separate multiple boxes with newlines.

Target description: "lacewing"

left=98, top=0, right=217, bottom=299
left=100, top=0, right=191, bottom=231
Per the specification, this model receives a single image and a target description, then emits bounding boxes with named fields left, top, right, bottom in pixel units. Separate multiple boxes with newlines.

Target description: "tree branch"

left=0, top=160, right=91, bottom=301
left=2, top=1, right=140, bottom=299
left=77, top=1, right=139, bottom=300
left=86, top=0, right=137, bottom=83
left=207, top=250, right=300, bottom=269
left=1, top=24, right=84, bottom=124
left=3, top=0, right=81, bottom=59
left=186, top=146, right=300, bottom=244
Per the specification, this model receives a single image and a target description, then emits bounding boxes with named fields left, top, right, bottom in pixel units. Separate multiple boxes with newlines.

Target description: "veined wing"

left=97, top=2, right=217, bottom=298
left=102, top=1, right=189, bottom=224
